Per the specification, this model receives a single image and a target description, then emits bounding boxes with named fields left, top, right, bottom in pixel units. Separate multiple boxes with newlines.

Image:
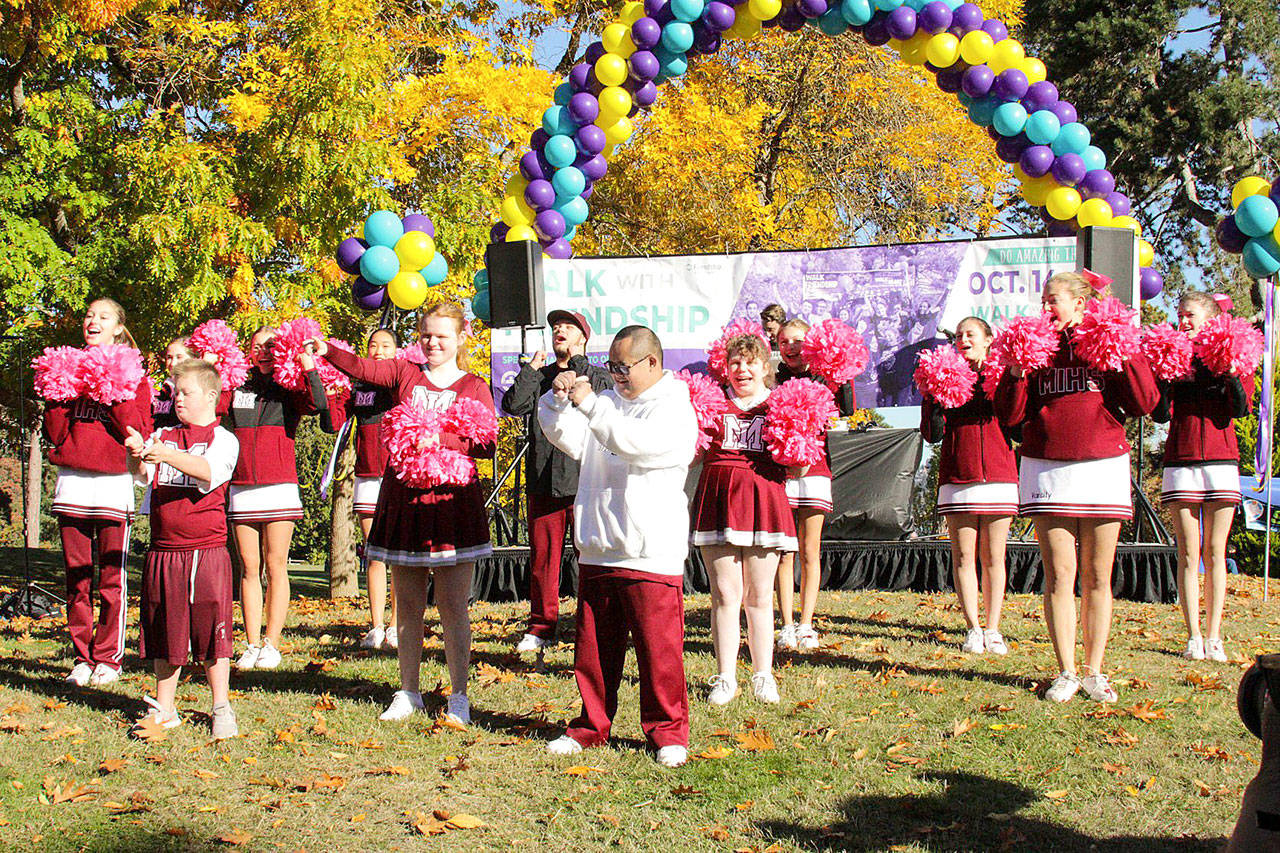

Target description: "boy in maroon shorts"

left=126, top=360, right=240, bottom=739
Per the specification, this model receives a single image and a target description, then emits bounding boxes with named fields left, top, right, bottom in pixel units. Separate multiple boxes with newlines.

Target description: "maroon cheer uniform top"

left=143, top=422, right=239, bottom=550
left=324, top=347, right=495, bottom=567
left=224, top=367, right=326, bottom=486
left=1153, top=359, right=1253, bottom=467
left=690, top=396, right=797, bottom=551
left=45, top=378, right=153, bottom=476
left=336, top=381, right=395, bottom=478
left=920, top=375, right=1018, bottom=486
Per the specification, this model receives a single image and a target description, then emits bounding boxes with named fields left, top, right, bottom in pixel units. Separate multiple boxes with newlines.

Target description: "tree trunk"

left=25, top=414, right=41, bottom=548
left=327, top=438, right=358, bottom=598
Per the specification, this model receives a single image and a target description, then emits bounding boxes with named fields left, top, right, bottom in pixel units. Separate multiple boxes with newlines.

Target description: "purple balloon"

left=863, top=15, right=891, bottom=46
left=1216, top=216, right=1248, bottom=253
left=1049, top=100, right=1078, bottom=126
left=919, top=1, right=952, bottom=33
left=644, top=0, right=665, bottom=13
left=633, top=80, right=659, bottom=108
left=575, top=124, right=607, bottom=155
left=490, top=222, right=509, bottom=243
left=352, top=277, right=385, bottom=311
left=961, top=65, right=994, bottom=98
left=580, top=154, right=609, bottom=181
left=579, top=183, right=594, bottom=200
left=534, top=209, right=567, bottom=241
left=1022, top=81, right=1058, bottom=113
left=525, top=179, right=556, bottom=210
left=779, top=4, right=806, bottom=29
left=530, top=128, right=550, bottom=150
left=1139, top=267, right=1164, bottom=300
left=1104, top=191, right=1131, bottom=217
left=980, top=18, right=1007, bottom=41
left=951, top=3, right=983, bottom=31
left=992, top=69, right=1028, bottom=102
left=401, top=213, right=435, bottom=237
left=336, top=237, right=368, bottom=275
left=1079, top=169, right=1116, bottom=199
left=1050, top=153, right=1086, bottom=186
left=1019, top=145, right=1055, bottom=178
left=935, top=67, right=964, bottom=93
left=520, top=150, right=550, bottom=182
left=584, top=41, right=606, bottom=64
left=886, top=6, right=917, bottom=38
left=544, top=238, right=574, bottom=260
left=691, top=23, right=720, bottom=53
left=1271, top=182, right=1280, bottom=207
left=986, top=125, right=1002, bottom=142
left=569, top=63, right=592, bottom=92
left=703, top=0, right=736, bottom=31
left=629, top=50, right=660, bottom=81
left=994, top=134, right=1027, bottom=164
left=798, top=0, right=827, bottom=16
left=631, top=16, right=662, bottom=48
left=568, top=92, right=600, bottom=124
left=652, top=4, right=674, bottom=23
left=1046, top=220, right=1078, bottom=237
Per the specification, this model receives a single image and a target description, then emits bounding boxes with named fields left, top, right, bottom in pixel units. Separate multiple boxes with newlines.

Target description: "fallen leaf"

left=562, top=766, right=607, bottom=776
left=303, top=659, right=336, bottom=674
left=217, top=829, right=253, bottom=845
left=735, top=730, right=775, bottom=752
left=948, top=718, right=979, bottom=739
left=1044, top=790, right=1068, bottom=800
left=313, top=693, right=337, bottom=711
left=366, top=766, right=412, bottom=776
left=446, top=813, right=484, bottom=830
left=702, top=825, right=731, bottom=841
left=1126, top=700, right=1169, bottom=722
left=131, top=717, right=169, bottom=744
left=697, top=745, right=733, bottom=760
left=734, top=800, right=754, bottom=812
left=193, top=769, right=220, bottom=780
left=671, top=785, right=702, bottom=797
left=39, top=776, right=98, bottom=804
left=97, top=758, right=127, bottom=776
left=349, top=813, right=366, bottom=823
left=1102, top=762, right=1127, bottom=776
left=1192, top=779, right=1212, bottom=797
left=599, top=814, right=620, bottom=826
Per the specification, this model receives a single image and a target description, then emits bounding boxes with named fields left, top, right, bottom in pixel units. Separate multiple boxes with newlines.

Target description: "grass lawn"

left=0, top=546, right=1270, bottom=851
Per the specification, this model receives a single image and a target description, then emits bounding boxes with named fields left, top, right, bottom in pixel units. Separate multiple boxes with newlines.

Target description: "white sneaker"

left=983, top=630, right=1008, bottom=655
left=656, top=745, right=687, bottom=768
left=211, top=703, right=239, bottom=740
left=383, top=626, right=398, bottom=650
left=1183, top=637, right=1206, bottom=660
left=1206, top=638, right=1228, bottom=663
left=89, top=664, right=121, bottom=686
left=546, top=735, right=583, bottom=755
left=516, top=633, right=547, bottom=653
left=131, top=696, right=182, bottom=736
left=65, top=662, right=93, bottom=686
left=379, top=690, right=425, bottom=721
left=776, top=624, right=798, bottom=650
left=750, top=671, right=780, bottom=704
left=360, top=626, right=385, bottom=650
left=796, top=623, right=820, bottom=651
left=255, top=640, right=282, bottom=670
left=236, top=645, right=261, bottom=670
left=1081, top=673, right=1118, bottom=703
left=1045, top=672, right=1080, bottom=702
left=962, top=627, right=986, bottom=654
left=444, top=693, right=470, bottom=726
left=706, top=673, right=737, bottom=706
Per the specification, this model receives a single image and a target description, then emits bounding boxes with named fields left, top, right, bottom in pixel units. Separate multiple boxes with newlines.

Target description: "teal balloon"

left=359, top=244, right=400, bottom=286
left=992, top=102, right=1028, bottom=137
left=563, top=224, right=577, bottom=242
left=942, top=0, right=962, bottom=8
left=818, top=8, right=849, bottom=33
left=556, top=196, right=590, bottom=227
left=670, top=0, right=704, bottom=22
left=661, top=21, right=694, bottom=53
left=904, top=0, right=927, bottom=10
left=472, top=269, right=489, bottom=292
left=967, top=97, right=997, bottom=127
left=363, top=210, right=404, bottom=248
left=1236, top=195, right=1280, bottom=238
left=660, top=52, right=687, bottom=77
left=554, top=83, right=573, bottom=106
left=1243, top=237, right=1280, bottom=278
left=1024, top=110, right=1061, bottom=145
left=1051, top=122, right=1090, bottom=156
left=472, top=290, right=491, bottom=323
left=552, top=166, right=586, bottom=200
left=544, top=134, right=577, bottom=168
left=1080, top=145, right=1107, bottom=172
left=873, top=0, right=902, bottom=10
left=542, top=105, right=578, bottom=137
left=841, top=0, right=872, bottom=24
left=421, top=251, right=449, bottom=286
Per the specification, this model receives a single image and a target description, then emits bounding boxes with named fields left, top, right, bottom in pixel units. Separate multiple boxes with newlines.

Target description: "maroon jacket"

left=327, top=381, right=395, bottom=478
left=994, top=330, right=1160, bottom=461
left=44, top=379, right=153, bottom=475
left=920, top=379, right=1018, bottom=486
left=1153, top=359, right=1253, bottom=466
left=224, top=368, right=326, bottom=486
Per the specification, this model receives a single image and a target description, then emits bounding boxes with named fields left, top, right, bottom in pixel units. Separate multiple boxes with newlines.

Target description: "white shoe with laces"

left=983, top=630, right=1008, bottom=655
left=962, top=627, right=986, bottom=654
left=750, top=671, right=780, bottom=704
left=236, top=645, right=261, bottom=670
left=383, top=626, right=398, bottom=650
left=1205, top=638, right=1228, bottom=663
left=516, top=633, right=548, bottom=653
left=255, top=640, right=282, bottom=670
left=796, top=623, right=820, bottom=651
left=776, top=624, right=798, bottom=651
left=65, top=662, right=93, bottom=687
left=445, top=693, right=470, bottom=726
left=1045, top=672, right=1080, bottom=702
left=89, top=663, right=120, bottom=686
left=132, top=695, right=182, bottom=735
left=379, top=690, right=425, bottom=721
left=1183, top=637, right=1205, bottom=660
left=1081, top=673, right=1118, bottom=703
left=656, top=745, right=687, bottom=768
left=706, top=673, right=737, bottom=706
left=360, top=627, right=385, bottom=650
left=546, top=735, right=583, bottom=755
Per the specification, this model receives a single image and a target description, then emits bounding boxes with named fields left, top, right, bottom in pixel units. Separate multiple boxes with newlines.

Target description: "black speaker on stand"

left=1077, top=226, right=1138, bottom=307
left=484, top=240, right=545, bottom=328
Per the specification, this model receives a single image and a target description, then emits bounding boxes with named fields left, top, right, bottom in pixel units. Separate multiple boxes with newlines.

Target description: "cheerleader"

left=919, top=318, right=1018, bottom=654
left=773, top=319, right=856, bottom=652
left=995, top=271, right=1159, bottom=703
left=43, top=298, right=152, bottom=686
left=308, top=303, right=495, bottom=724
left=1153, top=292, right=1252, bottom=662
left=227, top=326, right=329, bottom=671
left=152, top=338, right=196, bottom=429
left=691, top=334, right=797, bottom=705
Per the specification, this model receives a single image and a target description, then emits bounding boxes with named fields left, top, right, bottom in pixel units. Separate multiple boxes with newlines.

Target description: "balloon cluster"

left=483, top=0, right=1166, bottom=300
left=335, top=211, right=448, bottom=311
left=1215, top=176, right=1280, bottom=280
left=470, top=268, right=491, bottom=324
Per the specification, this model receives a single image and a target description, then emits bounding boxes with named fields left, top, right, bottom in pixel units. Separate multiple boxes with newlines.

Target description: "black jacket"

left=501, top=357, right=613, bottom=498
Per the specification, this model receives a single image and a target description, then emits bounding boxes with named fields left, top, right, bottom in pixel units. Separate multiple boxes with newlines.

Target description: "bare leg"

left=203, top=658, right=231, bottom=707
left=947, top=514, right=981, bottom=631
left=775, top=552, right=795, bottom=628
left=234, top=523, right=264, bottom=647
left=980, top=515, right=1012, bottom=632
left=1079, top=518, right=1121, bottom=675
left=261, top=520, right=294, bottom=645
left=361, top=517, right=389, bottom=629
left=1202, top=502, right=1236, bottom=641
left=432, top=562, right=474, bottom=696
left=1169, top=502, right=1202, bottom=640
left=796, top=509, right=825, bottom=627
left=742, top=547, right=780, bottom=674
left=153, top=660, right=181, bottom=714
left=703, top=545, right=744, bottom=680
left=392, top=566, right=428, bottom=693
left=1035, top=517, right=1080, bottom=674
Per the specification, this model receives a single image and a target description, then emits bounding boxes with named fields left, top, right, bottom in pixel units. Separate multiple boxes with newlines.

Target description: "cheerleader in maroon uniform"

left=152, top=338, right=195, bottom=429
left=42, top=298, right=152, bottom=687
left=919, top=317, right=1018, bottom=655
left=691, top=334, right=796, bottom=706
left=226, top=326, right=329, bottom=671
left=1153, top=292, right=1252, bottom=663
left=309, top=303, right=495, bottom=725
left=995, top=272, right=1159, bottom=703
left=772, top=319, right=855, bottom=652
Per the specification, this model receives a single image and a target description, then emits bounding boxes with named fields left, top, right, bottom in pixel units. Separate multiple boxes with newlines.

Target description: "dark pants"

left=60, top=516, right=130, bottom=670
left=527, top=493, right=574, bottom=639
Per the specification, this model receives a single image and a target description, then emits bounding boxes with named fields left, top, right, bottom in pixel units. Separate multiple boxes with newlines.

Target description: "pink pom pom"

left=1139, top=324, right=1193, bottom=382
left=189, top=320, right=249, bottom=392
left=1195, top=314, right=1265, bottom=377
left=79, top=344, right=145, bottom=405
left=676, top=369, right=729, bottom=452
left=32, top=346, right=86, bottom=401
left=441, top=396, right=499, bottom=445
left=763, top=378, right=837, bottom=467
left=270, top=318, right=322, bottom=392
left=706, top=319, right=770, bottom=383
left=801, top=319, right=870, bottom=387
left=990, top=313, right=1060, bottom=373
left=979, top=348, right=1006, bottom=391
left=913, top=345, right=977, bottom=409
left=319, top=339, right=354, bottom=393
left=1073, top=296, right=1140, bottom=372
left=382, top=397, right=494, bottom=488
left=397, top=345, right=427, bottom=365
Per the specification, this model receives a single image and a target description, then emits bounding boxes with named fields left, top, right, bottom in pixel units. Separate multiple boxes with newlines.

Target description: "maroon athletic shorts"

left=140, top=546, right=234, bottom=666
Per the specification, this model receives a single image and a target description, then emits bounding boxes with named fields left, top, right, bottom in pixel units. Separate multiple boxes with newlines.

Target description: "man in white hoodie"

left=537, top=325, right=698, bottom=769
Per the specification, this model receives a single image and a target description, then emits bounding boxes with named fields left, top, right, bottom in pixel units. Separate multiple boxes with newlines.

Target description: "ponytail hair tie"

left=1212, top=293, right=1234, bottom=313
left=1080, top=268, right=1113, bottom=292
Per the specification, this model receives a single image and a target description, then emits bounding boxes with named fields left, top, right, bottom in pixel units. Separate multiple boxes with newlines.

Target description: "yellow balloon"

left=603, top=23, right=634, bottom=56
left=603, top=143, right=618, bottom=160
left=506, top=224, right=537, bottom=242
left=395, top=231, right=436, bottom=270
left=595, top=53, right=629, bottom=88
left=1111, top=215, right=1142, bottom=236
left=598, top=86, right=632, bottom=121
left=1232, top=176, right=1272, bottom=210
left=500, top=194, right=532, bottom=227
left=747, top=0, right=780, bottom=21
left=1273, top=218, right=1280, bottom=246
left=1045, top=186, right=1083, bottom=220
left=620, top=1, right=644, bottom=22
left=1138, top=239, right=1155, bottom=268
left=1021, top=57, right=1047, bottom=84
left=1075, top=198, right=1113, bottom=228
left=1021, top=175, right=1057, bottom=207
left=925, top=33, right=961, bottom=68
left=602, top=115, right=635, bottom=145
left=504, top=174, right=528, bottom=199
left=958, top=30, right=994, bottom=66
left=899, top=32, right=930, bottom=65
left=731, top=10, right=763, bottom=36
left=387, top=270, right=429, bottom=310
left=987, top=38, right=1025, bottom=75
left=1012, top=163, right=1030, bottom=183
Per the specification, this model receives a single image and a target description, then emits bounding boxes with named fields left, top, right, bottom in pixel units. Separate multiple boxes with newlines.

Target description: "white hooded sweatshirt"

left=537, top=370, right=698, bottom=575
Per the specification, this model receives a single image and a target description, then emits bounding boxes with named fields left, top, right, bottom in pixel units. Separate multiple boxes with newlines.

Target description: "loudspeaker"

left=484, top=240, right=545, bottom=328
left=1077, top=226, right=1138, bottom=307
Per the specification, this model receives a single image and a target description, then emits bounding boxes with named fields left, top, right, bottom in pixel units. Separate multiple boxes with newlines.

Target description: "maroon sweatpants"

left=527, top=493, right=575, bottom=639
left=565, top=565, right=689, bottom=750
left=59, top=516, right=130, bottom=671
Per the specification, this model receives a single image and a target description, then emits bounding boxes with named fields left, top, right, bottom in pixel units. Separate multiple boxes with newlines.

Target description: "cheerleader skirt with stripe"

left=353, top=475, right=382, bottom=519
left=228, top=483, right=303, bottom=524
left=1161, top=463, right=1241, bottom=504
left=53, top=468, right=135, bottom=522
left=366, top=475, right=491, bottom=568
left=937, top=481, right=1019, bottom=516
left=691, top=464, right=798, bottom=552
left=1018, top=454, right=1132, bottom=520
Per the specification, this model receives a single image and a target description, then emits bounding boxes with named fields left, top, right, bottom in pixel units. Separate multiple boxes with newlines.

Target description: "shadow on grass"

left=70, top=825, right=221, bottom=853
left=757, top=770, right=1222, bottom=852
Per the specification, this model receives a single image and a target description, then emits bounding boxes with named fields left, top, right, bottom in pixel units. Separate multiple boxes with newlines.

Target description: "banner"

left=1241, top=476, right=1280, bottom=533
left=490, top=235, right=1075, bottom=410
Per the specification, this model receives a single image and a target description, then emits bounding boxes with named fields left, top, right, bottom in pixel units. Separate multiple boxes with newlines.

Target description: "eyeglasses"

left=605, top=356, right=649, bottom=377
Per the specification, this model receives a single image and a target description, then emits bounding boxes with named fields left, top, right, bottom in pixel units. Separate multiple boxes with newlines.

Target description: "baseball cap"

left=547, top=309, right=591, bottom=341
